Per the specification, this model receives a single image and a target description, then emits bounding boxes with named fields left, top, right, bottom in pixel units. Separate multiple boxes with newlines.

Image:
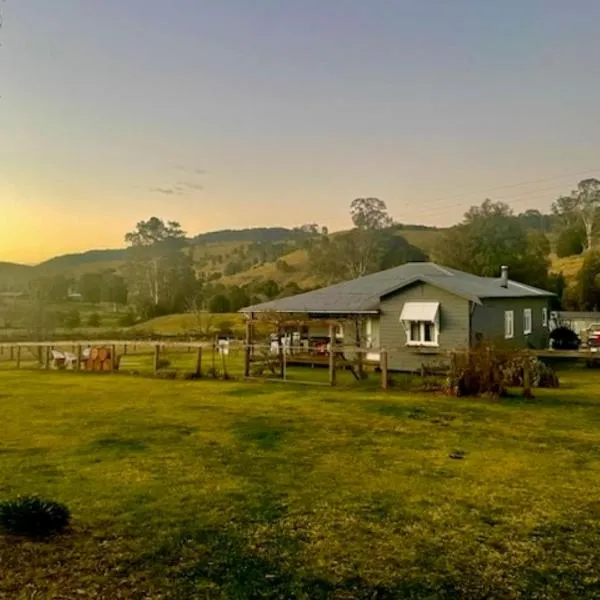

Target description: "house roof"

left=553, top=311, right=600, bottom=320
left=240, top=262, right=555, bottom=315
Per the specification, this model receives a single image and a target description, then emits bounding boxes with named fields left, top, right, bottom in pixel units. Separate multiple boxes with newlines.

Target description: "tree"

left=227, top=286, right=250, bottom=312
left=87, top=312, right=102, bottom=327
left=434, top=199, right=550, bottom=288
left=552, top=178, right=600, bottom=250
left=208, top=294, right=231, bottom=314
left=555, top=226, right=585, bottom=258
left=124, top=217, right=197, bottom=316
left=576, top=251, right=600, bottom=310
left=79, top=273, right=104, bottom=304
left=516, top=209, right=555, bottom=232
left=308, top=198, right=401, bottom=282
left=102, top=272, right=128, bottom=306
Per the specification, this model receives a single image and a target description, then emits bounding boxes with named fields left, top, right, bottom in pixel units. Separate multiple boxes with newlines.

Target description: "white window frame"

left=523, top=308, right=532, bottom=335
left=542, top=307, right=548, bottom=328
left=404, top=320, right=439, bottom=347
left=505, top=310, right=514, bottom=339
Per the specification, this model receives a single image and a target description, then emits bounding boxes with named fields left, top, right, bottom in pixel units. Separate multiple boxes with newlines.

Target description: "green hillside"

left=0, top=226, right=444, bottom=293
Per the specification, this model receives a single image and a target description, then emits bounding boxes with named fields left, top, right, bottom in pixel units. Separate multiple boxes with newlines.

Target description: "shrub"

left=501, top=355, right=560, bottom=388
left=0, top=496, right=71, bottom=539
left=448, top=346, right=559, bottom=397
left=556, top=227, right=585, bottom=258
left=550, top=326, right=580, bottom=350
left=118, top=311, right=137, bottom=327
left=87, top=312, right=102, bottom=327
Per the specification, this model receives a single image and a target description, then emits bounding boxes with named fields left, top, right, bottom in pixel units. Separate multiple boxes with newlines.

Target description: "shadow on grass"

left=86, top=436, right=147, bottom=457
left=233, top=417, right=294, bottom=451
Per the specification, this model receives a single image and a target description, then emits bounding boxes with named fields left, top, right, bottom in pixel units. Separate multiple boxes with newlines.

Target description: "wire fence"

left=0, top=340, right=390, bottom=388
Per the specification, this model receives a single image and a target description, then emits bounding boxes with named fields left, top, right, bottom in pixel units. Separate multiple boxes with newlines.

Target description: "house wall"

left=379, top=282, right=471, bottom=372
left=471, top=297, right=550, bottom=349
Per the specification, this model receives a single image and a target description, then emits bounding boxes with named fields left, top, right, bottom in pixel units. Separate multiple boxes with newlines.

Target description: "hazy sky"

left=1, top=1, right=600, bottom=263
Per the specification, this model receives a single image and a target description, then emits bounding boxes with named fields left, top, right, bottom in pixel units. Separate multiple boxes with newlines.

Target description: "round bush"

left=550, top=326, right=581, bottom=350
left=0, top=496, right=71, bottom=539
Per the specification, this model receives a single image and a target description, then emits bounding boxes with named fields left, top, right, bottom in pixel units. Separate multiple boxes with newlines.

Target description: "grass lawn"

left=2, top=369, right=600, bottom=598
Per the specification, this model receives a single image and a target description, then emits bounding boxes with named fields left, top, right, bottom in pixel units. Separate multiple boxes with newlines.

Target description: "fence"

left=0, top=339, right=391, bottom=388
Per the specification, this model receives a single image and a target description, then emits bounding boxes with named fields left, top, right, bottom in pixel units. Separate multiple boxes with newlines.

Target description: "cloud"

left=173, top=163, right=207, bottom=175
left=177, top=181, right=204, bottom=191
left=150, top=186, right=185, bottom=196
left=149, top=181, right=204, bottom=196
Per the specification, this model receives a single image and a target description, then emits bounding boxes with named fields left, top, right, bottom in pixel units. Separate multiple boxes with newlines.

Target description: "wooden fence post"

left=153, top=344, right=160, bottom=375
left=123, top=344, right=128, bottom=356
left=328, top=324, right=336, bottom=386
left=244, top=319, right=251, bottom=378
left=76, top=345, right=82, bottom=371
left=9, top=345, right=14, bottom=361
left=15, top=346, right=21, bottom=369
left=195, top=347, right=203, bottom=377
left=381, top=349, right=388, bottom=390
left=110, top=344, right=116, bottom=372
left=523, top=357, right=533, bottom=399
left=45, top=345, right=51, bottom=370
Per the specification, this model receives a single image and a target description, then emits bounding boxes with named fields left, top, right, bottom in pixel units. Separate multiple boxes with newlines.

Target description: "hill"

left=0, top=262, right=35, bottom=291
left=0, top=225, right=447, bottom=294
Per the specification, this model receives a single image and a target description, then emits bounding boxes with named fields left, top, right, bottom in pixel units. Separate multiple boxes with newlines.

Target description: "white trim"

left=523, top=308, right=532, bottom=335
left=365, top=317, right=373, bottom=348
left=505, top=310, right=514, bottom=339
left=542, top=307, right=548, bottom=328
left=400, top=301, right=440, bottom=322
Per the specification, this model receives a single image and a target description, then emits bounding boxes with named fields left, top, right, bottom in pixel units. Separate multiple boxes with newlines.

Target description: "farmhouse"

left=241, top=262, right=554, bottom=372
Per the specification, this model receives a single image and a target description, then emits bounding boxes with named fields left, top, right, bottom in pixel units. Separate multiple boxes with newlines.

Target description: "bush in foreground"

left=0, top=496, right=71, bottom=539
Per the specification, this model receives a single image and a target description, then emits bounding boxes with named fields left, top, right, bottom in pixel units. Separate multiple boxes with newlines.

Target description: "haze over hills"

left=0, top=225, right=443, bottom=291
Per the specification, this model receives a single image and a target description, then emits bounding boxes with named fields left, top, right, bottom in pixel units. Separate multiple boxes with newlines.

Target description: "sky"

left=1, top=0, right=600, bottom=263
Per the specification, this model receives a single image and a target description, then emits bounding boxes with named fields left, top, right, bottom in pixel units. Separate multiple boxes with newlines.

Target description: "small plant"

left=0, top=496, right=71, bottom=539
left=87, top=312, right=102, bottom=327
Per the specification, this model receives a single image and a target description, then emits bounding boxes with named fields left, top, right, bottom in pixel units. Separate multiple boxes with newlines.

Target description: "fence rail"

left=0, top=339, right=391, bottom=389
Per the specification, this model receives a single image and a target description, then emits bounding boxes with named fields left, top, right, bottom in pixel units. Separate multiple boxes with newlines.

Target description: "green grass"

left=130, top=312, right=246, bottom=336
left=2, top=369, right=600, bottom=597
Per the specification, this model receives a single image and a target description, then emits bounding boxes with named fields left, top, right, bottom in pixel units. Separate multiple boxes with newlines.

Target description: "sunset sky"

left=1, top=0, right=600, bottom=263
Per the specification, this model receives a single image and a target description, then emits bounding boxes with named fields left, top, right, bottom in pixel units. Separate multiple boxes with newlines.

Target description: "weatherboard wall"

left=379, top=282, right=470, bottom=372
left=471, top=296, right=550, bottom=349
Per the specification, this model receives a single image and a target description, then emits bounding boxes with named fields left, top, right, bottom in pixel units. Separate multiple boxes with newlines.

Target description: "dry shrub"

left=502, top=354, right=560, bottom=389
left=447, top=345, right=559, bottom=397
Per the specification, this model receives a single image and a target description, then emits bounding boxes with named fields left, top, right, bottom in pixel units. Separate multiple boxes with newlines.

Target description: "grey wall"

left=379, top=282, right=470, bottom=372
left=471, top=297, right=550, bottom=349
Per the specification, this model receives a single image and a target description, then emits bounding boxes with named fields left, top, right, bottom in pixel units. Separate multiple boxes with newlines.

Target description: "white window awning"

left=400, top=301, right=440, bottom=322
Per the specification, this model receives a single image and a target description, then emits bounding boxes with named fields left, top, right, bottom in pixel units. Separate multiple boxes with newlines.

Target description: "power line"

left=394, top=170, right=599, bottom=225
left=396, top=181, right=581, bottom=225
left=413, top=167, right=598, bottom=212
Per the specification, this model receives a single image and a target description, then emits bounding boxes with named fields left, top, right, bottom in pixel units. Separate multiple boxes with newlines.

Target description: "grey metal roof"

left=554, top=311, right=600, bottom=320
left=240, top=262, right=554, bottom=314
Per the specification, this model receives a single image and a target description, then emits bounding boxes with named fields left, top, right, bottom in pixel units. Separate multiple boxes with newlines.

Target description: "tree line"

left=13, top=176, right=600, bottom=330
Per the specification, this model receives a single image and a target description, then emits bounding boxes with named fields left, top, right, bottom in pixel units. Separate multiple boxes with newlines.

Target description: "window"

left=505, top=310, right=514, bottom=339
left=406, top=321, right=438, bottom=345
left=400, top=302, right=440, bottom=347
left=542, top=307, right=548, bottom=328
left=523, top=308, right=532, bottom=335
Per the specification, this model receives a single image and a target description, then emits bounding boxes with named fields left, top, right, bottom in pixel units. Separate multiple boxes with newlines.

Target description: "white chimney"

left=500, top=265, right=509, bottom=288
